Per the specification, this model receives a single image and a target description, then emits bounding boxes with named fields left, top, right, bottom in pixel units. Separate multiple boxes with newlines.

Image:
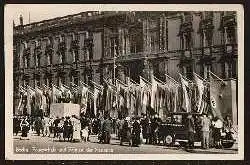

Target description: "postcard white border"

left=5, top=4, right=244, bottom=160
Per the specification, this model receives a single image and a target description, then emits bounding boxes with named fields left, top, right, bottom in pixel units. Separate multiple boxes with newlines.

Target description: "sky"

left=7, top=4, right=241, bottom=26
left=9, top=4, right=104, bottom=26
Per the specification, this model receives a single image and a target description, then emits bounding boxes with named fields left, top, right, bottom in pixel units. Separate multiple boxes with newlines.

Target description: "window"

left=148, top=20, right=159, bottom=52
left=23, top=78, right=29, bottom=86
left=58, top=51, right=66, bottom=64
left=186, top=65, right=193, bottom=80
left=110, top=37, right=118, bottom=57
left=36, top=78, right=40, bottom=87
left=204, top=12, right=213, bottom=20
left=184, top=12, right=192, bottom=23
left=184, top=32, right=192, bottom=50
left=150, top=31, right=159, bottom=52
left=47, top=54, right=52, bottom=66
left=226, top=27, right=236, bottom=44
left=159, top=18, right=168, bottom=51
left=73, top=76, right=79, bottom=85
left=35, top=54, right=40, bottom=67
left=203, top=64, right=212, bottom=79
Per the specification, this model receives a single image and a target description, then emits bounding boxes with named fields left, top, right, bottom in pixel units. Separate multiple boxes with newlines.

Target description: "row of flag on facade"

left=17, top=71, right=227, bottom=121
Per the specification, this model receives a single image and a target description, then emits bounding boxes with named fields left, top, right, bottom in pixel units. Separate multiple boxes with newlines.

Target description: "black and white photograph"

left=4, top=4, right=244, bottom=160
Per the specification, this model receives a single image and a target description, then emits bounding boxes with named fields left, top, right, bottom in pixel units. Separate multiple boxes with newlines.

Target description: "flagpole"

left=90, top=80, right=104, bottom=90
left=154, top=76, right=165, bottom=85
left=209, top=71, right=224, bottom=82
left=178, top=72, right=193, bottom=84
left=80, top=80, right=90, bottom=88
left=113, top=39, right=116, bottom=85
left=29, top=12, right=30, bottom=24
left=193, top=72, right=206, bottom=82
left=140, top=76, right=152, bottom=86
left=165, top=74, right=179, bottom=86
left=116, top=78, right=128, bottom=87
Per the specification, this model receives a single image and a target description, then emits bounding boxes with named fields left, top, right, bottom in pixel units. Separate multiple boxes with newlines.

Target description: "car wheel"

left=179, top=141, right=187, bottom=147
left=165, top=135, right=173, bottom=146
left=222, top=141, right=234, bottom=148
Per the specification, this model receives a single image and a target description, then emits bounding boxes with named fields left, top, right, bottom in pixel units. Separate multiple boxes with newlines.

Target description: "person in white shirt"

left=212, top=117, right=223, bottom=148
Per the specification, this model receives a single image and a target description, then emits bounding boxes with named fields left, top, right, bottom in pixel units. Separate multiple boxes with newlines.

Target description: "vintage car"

left=158, top=112, right=235, bottom=148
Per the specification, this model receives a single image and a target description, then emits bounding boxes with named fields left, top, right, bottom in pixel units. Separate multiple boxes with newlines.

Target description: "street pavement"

left=13, top=132, right=238, bottom=154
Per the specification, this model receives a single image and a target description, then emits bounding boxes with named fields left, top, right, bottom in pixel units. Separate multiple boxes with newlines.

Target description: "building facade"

left=13, top=11, right=237, bottom=114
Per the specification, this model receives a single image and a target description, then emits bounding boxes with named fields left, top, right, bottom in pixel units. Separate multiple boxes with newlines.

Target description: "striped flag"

left=193, top=73, right=205, bottom=113
left=180, top=74, right=191, bottom=113
left=140, top=76, right=151, bottom=114
left=52, top=85, right=62, bottom=103
left=26, top=86, right=35, bottom=115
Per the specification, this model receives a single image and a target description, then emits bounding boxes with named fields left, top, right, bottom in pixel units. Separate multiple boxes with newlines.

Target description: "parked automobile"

left=158, top=112, right=235, bottom=148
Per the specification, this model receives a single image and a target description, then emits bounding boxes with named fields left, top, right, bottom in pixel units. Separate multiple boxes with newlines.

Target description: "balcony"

left=45, top=44, right=53, bottom=55
left=199, top=18, right=214, bottom=32
left=71, top=40, right=80, bottom=51
left=221, top=14, right=236, bottom=28
left=179, top=22, right=193, bottom=34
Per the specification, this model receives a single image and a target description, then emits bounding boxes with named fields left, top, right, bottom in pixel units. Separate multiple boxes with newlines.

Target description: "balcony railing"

left=13, top=11, right=129, bottom=36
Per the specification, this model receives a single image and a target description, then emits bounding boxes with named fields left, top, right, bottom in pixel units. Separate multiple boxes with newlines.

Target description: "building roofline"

left=14, top=11, right=103, bottom=28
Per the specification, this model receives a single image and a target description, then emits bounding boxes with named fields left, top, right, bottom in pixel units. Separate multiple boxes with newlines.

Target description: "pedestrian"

left=132, top=117, right=141, bottom=147
left=92, top=118, right=100, bottom=135
left=57, top=118, right=64, bottom=142
left=43, top=116, right=50, bottom=137
left=53, top=116, right=60, bottom=138
left=212, top=117, right=223, bottom=148
left=201, top=114, right=211, bottom=149
left=63, top=116, right=73, bottom=142
left=80, top=115, right=91, bottom=141
left=150, top=115, right=160, bottom=145
left=48, top=117, right=54, bottom=137
left=207, top=114, right=214, bottom=148
left=120, top=117, right=132, bottom=146
left=140, top=114, right=150, bottom=144
left=71, top=115, right=81, bottom=142
left=117, top=115, right=124, bottom=140
left=102, top=114, right=112, bottom=144
left=20, top=116, right=30, bottom=140
left=13, top=116, right=21, bottom=136
left=34, top=117, right=43, bottom=136
left=186, top=114, right=195, bottom=149
left=224, top=115, right=233, bottom=133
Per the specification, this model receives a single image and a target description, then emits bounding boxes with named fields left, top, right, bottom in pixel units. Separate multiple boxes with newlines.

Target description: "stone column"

left=224, top=27, right=228, bottom=45
left=142, top=59, right=153, bottom=81
left=117, top=64, right=126, bottom=82
left=143, top=19, right=150, bottom=53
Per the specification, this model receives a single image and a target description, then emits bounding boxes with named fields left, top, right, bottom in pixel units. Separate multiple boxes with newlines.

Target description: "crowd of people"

left=13, top=112, right=234, bottom=149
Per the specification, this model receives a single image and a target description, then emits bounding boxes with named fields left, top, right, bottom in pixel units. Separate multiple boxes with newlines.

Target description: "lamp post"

left=113, top=38, right=117, bottom=84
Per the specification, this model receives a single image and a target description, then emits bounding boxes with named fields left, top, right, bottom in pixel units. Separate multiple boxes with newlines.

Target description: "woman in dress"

left=20, top=116, right=30, bottom=140
left=71, top=115, right=81, bottom=142
left=57, top=118, right=64, bottom=142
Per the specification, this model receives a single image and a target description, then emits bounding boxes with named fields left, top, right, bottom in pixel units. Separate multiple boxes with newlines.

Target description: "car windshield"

left=173, top=115, right=182, bottom=124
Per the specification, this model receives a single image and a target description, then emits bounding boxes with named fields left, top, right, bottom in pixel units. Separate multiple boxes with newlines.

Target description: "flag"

left=80, top=85, right=88, bottom=113
left=35, top=87, right=43, bottom=109
left=127, top=77, right=140, bottom=116
left=17, top=94, right=23, bottom=115
left=162, top=75, right=179, bottom=113
left=60, top=84, right=73, bottom=102
left=151, top=76, right=158, bottom=109
left=209, top=73, right=224, bottom=121
left=26, top=86, right=35, bottom=115
left=52, top=85, right=62, bottom=103
left=140, top=76, right=151, bottom=114
left=194, top=73, right=205, bottom=113
left=116, top=79, right=128, bottom=109
left=93, top=87, right=99, bottom=116
left=180, top=75, right=191, bottom=113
